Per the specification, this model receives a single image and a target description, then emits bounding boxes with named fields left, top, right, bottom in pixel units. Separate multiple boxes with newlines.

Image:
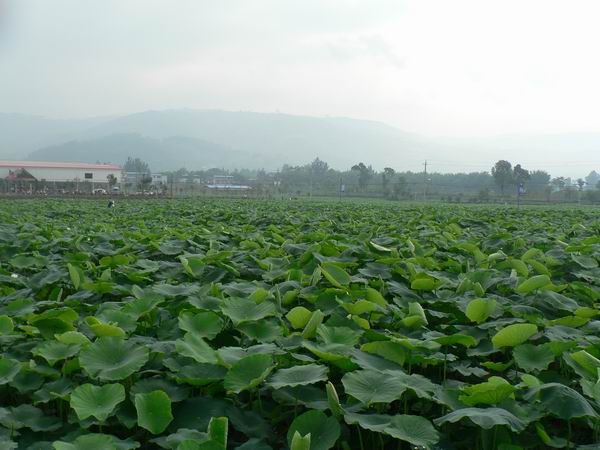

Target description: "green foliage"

left=70, top=383, right=125, bottom=421
left=134, top=390, right=174, bottom=434
left=2, top=198, right=600, bottom=449
left=492, top=323, right=538, bottom=348
left=287, top=410, right=340, bottom=450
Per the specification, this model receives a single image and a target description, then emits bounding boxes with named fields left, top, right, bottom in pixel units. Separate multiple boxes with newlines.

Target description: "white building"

left=151, top=173, right=168, bottom=184
left=0, top=161, right=122, bottom=184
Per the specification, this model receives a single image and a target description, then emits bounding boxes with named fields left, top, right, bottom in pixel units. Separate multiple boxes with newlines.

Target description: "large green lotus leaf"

left=122, top=295, right=164, bottom=318
left=1, top=404, right=62, bottom=432
left=320, top=262, right=351, bottom=288
left=79, top=337, right=149, bottom=381
left=570, top=350, right=600, bottom=378
left=459, top=377, right=515, bottom=406
left=465, top=299, right=496, bottom=324
left=32, top=377, right=73, bottom=403
left=410, top=277, right=436, bottom=291
left=434, top=333, right=477, bottom=347
left=0, top=357, right=21, bottom=385
left=344, top=412, right=391, bottom=432
left=286, top=307, right=313, bottom=329
left=220, top=297, right=276, bottom=325
left=70, top=383, right=125, bottom=421
left=175, top=333, right=219, bottom=364
left=365, top=287, right=387, bottom=307
left=515, top=275, right=551, bottom=295
left=85, top=316, right=126, bottom=338
left=317, top=325, right=361, bottom=346
left=383, top=415, right=439, bottom=447
left=135, top=390, right=174, bottom=434
left=178, top=311, right=224, bottom=339
left=266, top=364, right=328, bottom=389
left=491, top=324, right=538, bottom=348
left=32, top=341, right=80, bottom=366
left=525, top=383, right=598, bottom=419
left=360, top=341, right=407, bottom=367
left=301, top=310, right=325, bottom=340
left=433, top=407, right=527, bottom=432
left=55, top=331, right=91, bottom=346
left=575, top=306, right=600, bottom=319
left=10, top=254, right=48, bottom=269
left=341, top=369, right=406, bottom=405
left=383, top=370, right=440, bottom=400
left=130, top=377, right=190, bottom=402
left=571, top=254, right=598, bottom=269
left=152, top=283, right=199, bottom=297
left=205, top=416, right=228, bottom=449
left=287, top=410, right=340, bottom=450
left=217, top=344, right=281, bottom=367
left=0, top=315, right=14, bottom=335
left=238, top=319, right=282, bottom=343
left=340, top=300, right=379, bottom=316
left=52, top=433, right=140, bottom=450
left=535, top=422, right=568, bottom=449
left=30, top=308, right=78, bottom=338
left=234, top=439, right=272, bottom=450
left=224, top=354, right=274, bottom=393
left=165, top=359, right=227, bottom=386
left=150, top=428, right=208, bottom=449
left=134, top=390, right=173, bottom=434
left=9, top=368, right=44, bottom=393
left=99, top=254, right=132, bottom=268
left=513, top=344, right=555, bottom=372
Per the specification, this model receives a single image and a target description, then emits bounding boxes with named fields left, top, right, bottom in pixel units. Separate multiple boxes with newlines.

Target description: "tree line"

left=130, top=156, right=600, bottom=202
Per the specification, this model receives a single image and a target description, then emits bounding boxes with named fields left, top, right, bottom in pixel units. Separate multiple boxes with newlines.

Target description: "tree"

left=138, top=175, right=153, bottom=192
left=381, top=167, right=395, bottom=197
left=564, top=185, right=576, bottom=201
left=351, top=163, right=372, bottom=192
left=551, top=177, right=566, bottom=191
left=124, top=157, right=150, bottom=174
left=106, top=174, right=117, bottom=189
left=513, top=164, right=530, bottom=185
left=392, top=176, right=408, bottom=200
left=576, top=178, right=586, bottom=191
left=310, top=158, right=329, bottom=177
left=585, top=170, right=600, bottom=189
left=529, top=170, right=551, bottom=194
left=491, top=160, right=512, bottom=195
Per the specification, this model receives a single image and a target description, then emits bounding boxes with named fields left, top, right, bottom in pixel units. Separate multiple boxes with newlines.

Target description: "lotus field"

left=3, top=199, right=600, bottom=449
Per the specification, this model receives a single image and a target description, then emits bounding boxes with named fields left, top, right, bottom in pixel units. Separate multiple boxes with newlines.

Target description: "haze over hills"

left=1, top=109, right=600, bottom=176
left=5, top=109, right=449, bottom=171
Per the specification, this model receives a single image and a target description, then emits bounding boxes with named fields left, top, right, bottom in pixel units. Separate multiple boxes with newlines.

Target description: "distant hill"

left=2, top=109, right=600, bottom=175
left=1, top=110, right=444, bottom=171
left=28, top=134, right=254, bottom=171
left=76, top=109, right=439, bottom=170
left=0, top=113, right=110, bottom=160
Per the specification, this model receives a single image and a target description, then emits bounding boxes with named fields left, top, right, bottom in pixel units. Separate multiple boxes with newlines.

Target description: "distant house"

left=205, top=175, right=251, bottom=192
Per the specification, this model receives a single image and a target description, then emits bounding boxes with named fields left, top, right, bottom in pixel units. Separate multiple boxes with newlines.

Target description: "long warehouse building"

left=0, top=160, right=122, bottom=183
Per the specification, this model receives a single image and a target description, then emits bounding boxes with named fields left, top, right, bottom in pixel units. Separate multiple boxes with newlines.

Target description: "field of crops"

left=1, top=198, right=600, bottom=449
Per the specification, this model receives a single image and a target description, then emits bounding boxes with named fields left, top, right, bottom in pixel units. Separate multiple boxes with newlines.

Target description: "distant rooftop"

left=0, top=160, right=121, bottom=170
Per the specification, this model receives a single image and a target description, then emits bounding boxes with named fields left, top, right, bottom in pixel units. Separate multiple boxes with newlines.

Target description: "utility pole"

left=423, top=160, right=428, bottom=202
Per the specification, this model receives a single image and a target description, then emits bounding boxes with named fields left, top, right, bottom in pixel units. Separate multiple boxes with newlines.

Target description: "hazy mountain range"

left=1, top=109, right=599, bottom=176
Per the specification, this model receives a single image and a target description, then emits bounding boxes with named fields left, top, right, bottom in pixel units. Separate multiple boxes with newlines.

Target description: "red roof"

left=0, top=161, right=121, bottom=170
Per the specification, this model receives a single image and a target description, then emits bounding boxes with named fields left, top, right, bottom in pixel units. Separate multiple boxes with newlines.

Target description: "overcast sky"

left=2, top=0, right=600, bottom=139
